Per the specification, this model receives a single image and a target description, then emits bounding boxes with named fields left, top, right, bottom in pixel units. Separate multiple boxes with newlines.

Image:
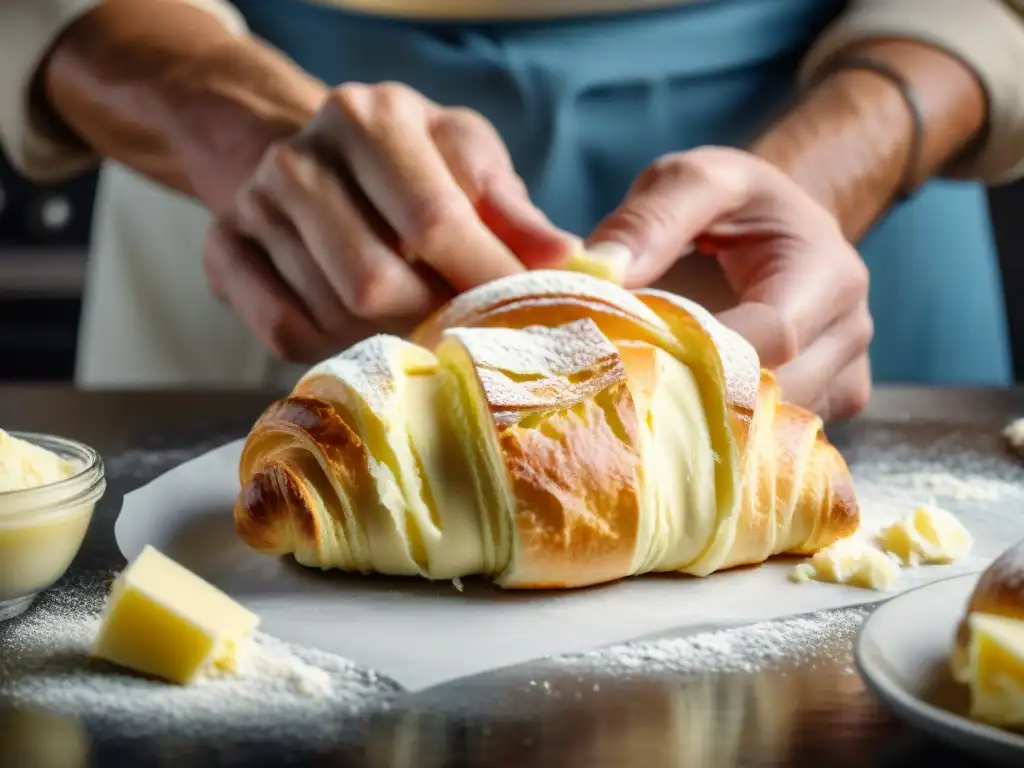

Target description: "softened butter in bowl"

left=0, top=430, right=105, bottom=621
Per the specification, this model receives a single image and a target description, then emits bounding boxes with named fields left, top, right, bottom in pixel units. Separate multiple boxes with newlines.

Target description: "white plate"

left=855, top=574, right=1024, bottom=765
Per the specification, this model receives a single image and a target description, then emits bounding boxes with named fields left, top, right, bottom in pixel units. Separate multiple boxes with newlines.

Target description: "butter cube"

left=878, top=505, right=973, bottom=567
left=963, top=613, right=1024, bottom=727
left=789, top=537, right=900, bottom=591
left=91, top=546, right=259, bottom=684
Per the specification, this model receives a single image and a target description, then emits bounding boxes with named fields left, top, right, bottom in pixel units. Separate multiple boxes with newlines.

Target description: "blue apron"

left=231, top=0, right=1012, bottom=386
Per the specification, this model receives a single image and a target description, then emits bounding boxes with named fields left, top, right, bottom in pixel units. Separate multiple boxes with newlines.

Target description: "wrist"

left=752, top=67, right=913, bottom=239
left=164, top=39, right=327, bottom=215
left=752, top=39, right=987, bottom=241
left=42, top=0, right=326, bottom=215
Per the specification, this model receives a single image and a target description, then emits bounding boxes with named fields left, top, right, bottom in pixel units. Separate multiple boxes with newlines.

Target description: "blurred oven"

left=0, top=151, right=96, bottom=381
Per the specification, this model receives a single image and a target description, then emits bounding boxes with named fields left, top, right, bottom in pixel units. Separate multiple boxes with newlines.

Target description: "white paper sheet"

left=115, top=438, right=1016, bottom=692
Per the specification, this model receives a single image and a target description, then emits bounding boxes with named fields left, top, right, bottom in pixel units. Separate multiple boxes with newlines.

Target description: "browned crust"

left=965, top=540, right=1024, bottom=620
left=719, top=374, right=859, bottom=569
left=955, top=539, right=1024, bottom=662
left=234, top=459, right=317, bottom=553
left=499, top=380, right=643, bottom=589
left=813, top=439, right=860, bottom=548
left=771, top=398, right=859, bottom=556
left=234, top=395, right=374, bottom=561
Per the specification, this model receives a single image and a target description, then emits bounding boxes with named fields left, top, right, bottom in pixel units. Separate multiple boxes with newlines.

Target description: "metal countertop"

left=0, top=385, right=1019, bottom=767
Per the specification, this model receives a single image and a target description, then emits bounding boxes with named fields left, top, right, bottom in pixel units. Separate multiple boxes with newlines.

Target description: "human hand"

left=203, top=82, right=575, bottom=364
left=585, top=147, right=873, bottom=420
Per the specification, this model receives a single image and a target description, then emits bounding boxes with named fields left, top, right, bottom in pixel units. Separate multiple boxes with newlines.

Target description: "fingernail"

left=567, top=242, right=633, bottom=284
left=585, top=242, right=633, bottom=275
left=586, top=242, right=633, bottom=265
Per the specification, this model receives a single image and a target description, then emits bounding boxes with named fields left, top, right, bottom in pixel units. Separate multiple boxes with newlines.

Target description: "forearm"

left=752, top=40, right=987, bottom=242
left=42, top=0, right=327, bottom=215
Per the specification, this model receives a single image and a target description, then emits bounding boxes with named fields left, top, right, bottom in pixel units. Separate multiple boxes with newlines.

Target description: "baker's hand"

left=586, top=147, right=873, bottom=420
left=203, top=82, right=574, bottom=364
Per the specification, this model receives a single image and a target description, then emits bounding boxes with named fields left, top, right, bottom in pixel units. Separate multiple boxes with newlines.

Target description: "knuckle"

left=404, top=196, right=465, bottom=255
left=232, top=186, right=267, bottom=232
left=443, top=106, right=493, bottom=135
left=843, top=376, right=873, bottom=418
left=774, top=313, right=802, bottom=363
left=326, top=83, right=370, bottom=122
left=844, top=255, right=870, bottom=297
left=687, top=145, right=747, bottom=169
left=856, top=308, right=875, bottom=349
left=647, top=151, right=729, bottom=196
left=832, top=360, right=873, bottom=420
left=259, top=142, right=305, bottom=187
left=347, top=260, right=401, bottom=319
left=263, top=309, right=304, bottom=362
left=373, top=81, right=418, bottom=115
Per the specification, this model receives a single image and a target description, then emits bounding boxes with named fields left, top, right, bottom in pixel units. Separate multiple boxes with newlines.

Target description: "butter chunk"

left=0, top=429, right=76, bottom=492
left=91, top=546, right=259, bottom=685
left=564, top=245, right=629, bottom=285
left=789, top=537, right=900, bottom=591
left=878, top=505, right=973, bottom=567
left=962, top=613, right=1024, bottom=727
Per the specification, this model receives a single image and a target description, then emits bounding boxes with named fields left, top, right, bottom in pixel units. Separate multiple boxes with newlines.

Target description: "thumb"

left=585, top=155, right=746, bottom=288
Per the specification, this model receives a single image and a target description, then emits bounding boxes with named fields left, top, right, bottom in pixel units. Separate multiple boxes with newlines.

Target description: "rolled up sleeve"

left=799, top=0, right=1024, bottom=185
left=0, top=0, right=249, bottom=182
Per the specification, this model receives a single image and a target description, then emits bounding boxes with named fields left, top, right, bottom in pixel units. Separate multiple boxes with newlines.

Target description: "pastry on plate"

left=952, top=538, right=1024, bottom=728
left=233, top=271, right=859, bottom=589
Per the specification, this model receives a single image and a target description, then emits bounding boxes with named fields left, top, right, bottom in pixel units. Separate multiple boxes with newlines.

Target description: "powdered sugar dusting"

left=0, top=575, right=397, bottom=738
left=302, top=334, right=429, bottom=415
left=635, top=288, right=760, bottom=411
left=427, top=270, right=663, bottom=334
left=449, top=320, right=626, bottom=413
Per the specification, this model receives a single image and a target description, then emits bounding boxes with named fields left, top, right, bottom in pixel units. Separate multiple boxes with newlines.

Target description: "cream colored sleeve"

left=0, top=0, right=249, bottom=182
left=799, top=0, right=1024, bottom=185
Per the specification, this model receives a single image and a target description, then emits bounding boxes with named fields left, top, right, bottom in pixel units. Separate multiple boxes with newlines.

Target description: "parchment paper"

left=115, top=437, right=1013, bottom=692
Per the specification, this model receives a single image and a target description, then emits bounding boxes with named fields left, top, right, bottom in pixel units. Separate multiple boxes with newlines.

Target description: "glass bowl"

left=0, top=432, right=106, bottom=622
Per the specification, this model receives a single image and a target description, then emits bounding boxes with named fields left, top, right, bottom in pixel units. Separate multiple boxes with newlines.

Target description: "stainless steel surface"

left=0, top=386, right=1018, bottom=767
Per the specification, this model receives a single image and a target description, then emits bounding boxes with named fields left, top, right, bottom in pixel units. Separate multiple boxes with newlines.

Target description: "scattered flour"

left=5, top=421, right=1022, bottom=736
left=836, top=426, right=1024, bottom=547
left=556, top=609, right=867, bottom=677
left=0, top=581, right=397, bottom=739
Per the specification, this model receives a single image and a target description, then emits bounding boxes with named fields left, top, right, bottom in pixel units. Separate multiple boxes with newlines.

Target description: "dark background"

left=1, top=153, right=1023, bottom=384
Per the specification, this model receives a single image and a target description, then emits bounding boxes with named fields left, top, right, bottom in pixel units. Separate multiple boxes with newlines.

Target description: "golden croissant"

left=234, top=271, right=859, bottom=589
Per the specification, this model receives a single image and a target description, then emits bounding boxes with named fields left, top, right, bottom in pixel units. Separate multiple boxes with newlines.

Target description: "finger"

left=202, top=222, right=336, bottom=364
left=431, top=109, right=577, bottom=267
left=823, top=355, right=873, bottom=422
left=772, top=304, right=874, bottom=413
left=234, top=188, right=348, bottom=334
left=715, top=301, right=799, bottom=370
left=475, top=184, right=579, bottom=268
left=727, top=240, right=868, bottom=360
left=318, top=84, right=524, bottom=290
left=585, top=148, right=756, bottom=288
left=252, top=142, right=439, bottom=321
